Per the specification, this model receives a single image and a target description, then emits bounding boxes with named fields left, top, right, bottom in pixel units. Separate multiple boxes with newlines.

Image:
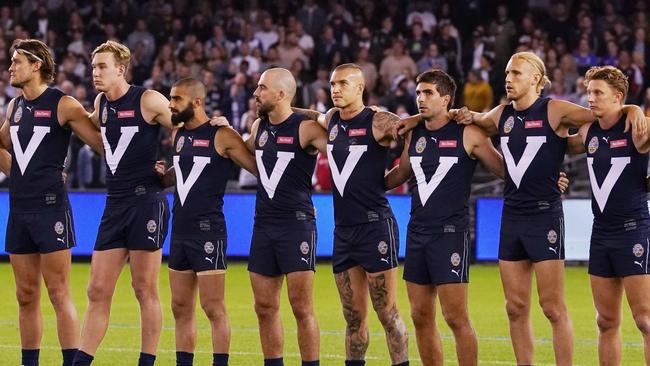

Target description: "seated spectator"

left=463, top=69, right=494, bottom=112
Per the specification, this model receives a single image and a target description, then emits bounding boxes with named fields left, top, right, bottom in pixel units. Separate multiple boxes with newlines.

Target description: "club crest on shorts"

left=300, top=241, right=310, bottom=255
left=633, top=243, right=644, bottom=258
left=259, top=130, right=269, bottom=147
left=176, top=136, right=185, bottom=152
left=204, top=241, right=214, bottom=254
left=329, top=125, right=338, bottom=141
left=14, top=106, right=22, bottom=123
left=146, top=219, right=157, bottom=233
left=101, top=107, right=108, bottom=124
left=547, top=229, right=557, bottom=244
left=450, top=252, right=461, bottom=266
left=54, top=221, right=64, bottom=235
left=503, top=116, right=514, bottom=134
left=377, top=240, right=388, bottom=255
left=415, top=136, right=427, bottom=154
left=588, top=136, right=599, bottom=154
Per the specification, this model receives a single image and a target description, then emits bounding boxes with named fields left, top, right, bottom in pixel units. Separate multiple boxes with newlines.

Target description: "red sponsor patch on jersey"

left=349, top=128, right=367, bottom=136
left=525, top=120, right=543, bottom=128
left=439, top=140, right=457, bottom=148
left=34, top=110, right=51, bottom=118
left=117, top=110, right=135, bottom=118
left=277, top=136, right=294, bottom=144
left=610, top=139, right=627, bottom=148
left=192, top=139, right=210, bottom=147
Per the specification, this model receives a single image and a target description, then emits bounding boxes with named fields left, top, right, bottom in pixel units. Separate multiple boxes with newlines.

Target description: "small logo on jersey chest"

left=450, top=252, right=461, bottom=266
left=633, top=243, right=644, bottom=258
left=415, top=136, right=427, bottom=153
left=277, top=136, right=294, bottom=144
left=329, top=125, right=338, bottom=141
left=54, top=221, right=64, bottom=235
left=503, top=116, right=514, bottom=133
left=34, top=110, right=51, bottom=118
left=300, top=241, right=310, bottom=255
left=610, top=139, right=627, bottom=148
left=588, top=136, right=599, bottom=154
left=377, top=241, right=388, bottom=255
left=101, top=107, right=108, bottom=124
left=439, top=140, right=457, bottom=148
left=259, top=130, right=269, bottom=147
left=525, top=120, right=543, bottom=129
left=349, top=128, right=366, bottom=137
left=204, top=241, right=214, bottom=254
left=176, top=136, right=185, bottom=152
left=193, top=139, right=210, bottom=147
left=13, top=106, right=23, bottom=123
left=547, top=230, right=557, bottom=244
left=117, top=110, right=135, bottom=118
left=146, top=220, right=157, bottom=233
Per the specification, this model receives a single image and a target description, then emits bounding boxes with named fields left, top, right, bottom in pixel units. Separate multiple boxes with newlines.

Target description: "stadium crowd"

left=0, top=0, right=649, bottom=189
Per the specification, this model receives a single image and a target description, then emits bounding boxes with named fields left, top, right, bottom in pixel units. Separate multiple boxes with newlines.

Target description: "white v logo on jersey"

left=501, top=136, right=546, bottom=188
left=173, top=155, right=211, bottom=206
left=256, top=150, right=295, bottom=199
left=10, top=126, right=50, bottom=175
left=587, top=156, right=630, bottom=212
left=410, top=156, right=458, bottom=206
left=101, top=126, right=139, bottom=174
left=327, top=145, right=367, bottom=196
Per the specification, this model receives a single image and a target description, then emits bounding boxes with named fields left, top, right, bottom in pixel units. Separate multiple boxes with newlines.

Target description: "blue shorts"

left=403, top=230, right=469, bottom=285
left=169, top=236, right=227, bottom=272
left=248, top=228, right=317, bottom=276
left=332, top=217, right=399, bottom=274
left=589, top=233, right=650, bottom=278
left=5, top=208, right=76, bottom=254
left=499, top=213, right=565, bottom=262
left=95, top=196, right=169, bottom=251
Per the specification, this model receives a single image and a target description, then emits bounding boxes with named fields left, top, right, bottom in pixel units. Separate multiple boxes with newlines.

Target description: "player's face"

left=8, top=51, right=36, bottom=88
left=91, top=52, right=126, bottom=92
left=415, top=82, right=449, bottom=120
left=169, top=86, right=195, bottom=125
left=253, top=73, right=278, bottom=118
left=329, top=69, right=363, bottom=108
left=587, top=79, right=623, bottom=118
left=504, top=58, right=538, bottom=101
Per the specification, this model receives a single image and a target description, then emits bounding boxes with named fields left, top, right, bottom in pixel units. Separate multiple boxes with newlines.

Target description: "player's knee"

left=131, top=281, right=158, bottom=305
left=171, top=297, right=193, bottom=319
left=201, top=300, right=227, bottom=323
left=46, top=285, right=70, bottom=309
left=632, top=313, right=650, bottom=335
left=410, top=305, right=434, bottom=329
left=289, top=299, right=313, bottom=321
left=596, top=313, right=620, bottom=333
left=16, top=286, right=39, bottom=308
left=540, top=301, right=566, bottom=323
left=376, top=304, right=400, bottom=327
left=442, top=309, right=470, bottom=332
left=505, top=299, right=527, bottom=321
left=254, top=299, right=279, bottom=321
left=86, top=282, right=112, bottom=303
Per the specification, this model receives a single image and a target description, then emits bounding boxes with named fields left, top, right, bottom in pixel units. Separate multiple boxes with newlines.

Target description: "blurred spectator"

left=379, top=39, right=417, bottom=90
left=126, top=19, right=155, bottom=65
left=355, top=47, right=378, bottom=93
left=406, top=22, right=429, bottom=62
left=277, top=31, right=307, bottom=69
left=568, top=76, right=588, bottom=107
left=642, top=87, right=650, bottom=117
left=294, top=21, right=314, bottom=57
left=406, top=1, right=436, bottom=34
left=313, top=25, right=344, bottom=70
left=574, top=38, right=599, bottom=74
left=231, top=43, right=261, bottom=76
left=253, top=16, right=277, bottom=54
left=463, top=69, right=493, bottom=112
left=418, top=43, right=448, bottom=73
left=488, top=5, right=516, bottom=69
left=296, top=0, right=327, bottom=37
left=618, top=50, right=643, bottom=104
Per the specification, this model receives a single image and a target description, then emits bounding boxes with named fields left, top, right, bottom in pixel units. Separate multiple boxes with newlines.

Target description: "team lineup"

left=4, top=37, right=650, bottom=366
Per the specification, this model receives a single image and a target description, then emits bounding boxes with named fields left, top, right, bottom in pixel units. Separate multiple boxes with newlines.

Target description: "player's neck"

left=103, top=79, right=131, bottom=101
left=339, top=100, right=365, bottom=120
left=268, top=103, right=293, bottom=125
left=597, top=107, right=623, bottom=129
left=512, top=92, right=538, bottom=111
left=423, top=113, right=450, bottom=131
left=20, top=82, right=48, bottom=101
left=184, top=110, right=210, bottom=130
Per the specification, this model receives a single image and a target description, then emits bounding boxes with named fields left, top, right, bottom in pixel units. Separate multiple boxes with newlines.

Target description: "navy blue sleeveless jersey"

left=498, top=97, right=567, bottom=215
left=327, top=107, right=394, bottom=226
left=172, top=123, right=233, bottom=238
left=254, top=112, right=316, bottom=229
left=408, top=122, right=477, bottom=234
left=8, top=87, right=70, bottom=212
left=99, top=86, right=163, bottom=203
left=585, top=115, right=650, bottom=238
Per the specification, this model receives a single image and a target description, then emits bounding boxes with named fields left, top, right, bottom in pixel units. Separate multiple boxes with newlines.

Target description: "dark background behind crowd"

left=0, top=0, right=648, bottom=195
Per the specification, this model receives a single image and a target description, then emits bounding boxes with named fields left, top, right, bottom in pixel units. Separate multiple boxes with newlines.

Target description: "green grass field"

left=0, top=262, right=645, bottom=365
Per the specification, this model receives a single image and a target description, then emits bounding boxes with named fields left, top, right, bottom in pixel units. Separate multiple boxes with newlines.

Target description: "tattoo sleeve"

left=373, top=111, right=402, bottom=143
left=292, top=107, right=322, bottom=122
left=335, top=271, right=369, bottom=359
left=368, top=274, right=409, bottom=363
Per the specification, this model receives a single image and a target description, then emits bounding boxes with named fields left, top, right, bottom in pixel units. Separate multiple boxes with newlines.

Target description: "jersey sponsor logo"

left=34, top=110, right=51, bottom=118
left=415, top=136, right=426, bottom=153
left=349, top=128, right=366, bottom=136
left=410, top=156, right=458, bottom=206
left=610, top=139, right=627, bottom=148
left=300, top=241, right=310, bottom=255
left=255, top=150, right=295, bottom=199
left=173, top=155, right=211, bottom=206
left=176, top=136, right=185, bottom=152
left=204, top=241, right=214, bottom=254
left=117, top=110, right=135, bottom=118
left=633, top=243, right=644, bottom=257
left=101, top=126, right=139, bottom=174
left=525, top=120, right=543, bottom=128
left=192, top=139, right=210, bottom=147
left=377, top=241, right=388, bottom=255
left=14, top=106, right=23, bottom=123
left=439, top=140, right=457, bottom=148
left=146, top=219, right=157, bottom=233
left=450, top=252, right=461, bottom=266
left=329, top=125, right=338, bottom=141
left=500, top=136, right=546, bottom=188
left=327, top=144, right=367, bottom=196
left=547, top=230, right=557, bottom=244
left=10, top=125, right=51, bottom=175
left=259, top=130, right=269, bottom=147
left=587, top=156, right=630, bottom=212
left=54, top=221, right=64, bottom=235
left=588, top=136, right=599, bottom=154
left=503, top=116, right=514, bottom=133
left=277, top=136, right=294, bottom=144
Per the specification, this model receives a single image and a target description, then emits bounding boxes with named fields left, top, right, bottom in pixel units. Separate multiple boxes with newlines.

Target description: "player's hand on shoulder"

left=210, top=116, right=231, bottom=128
left=558, top=171, right=569, bottom=194
left=450, top=106, right=472, bottom=124
left=154, top=160, right=166, bottom=177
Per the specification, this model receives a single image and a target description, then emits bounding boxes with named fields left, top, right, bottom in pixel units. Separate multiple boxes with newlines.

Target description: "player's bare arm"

left=384, top=131, right=412, bottom=189
left=88, top=93, right=103, bottom=129
left=216, top=126, right=258, bottom=177
left=552, top=99, right=646, bottom=136
left=0, top=98, right=16, bottom=149
left=567, top=123, right=590, bottom=155
left=0, top=149, right=11, bottom=176
left=141, top=89, right=174, bottom=130
left=633, top=117, right=650, bottom=154
left=464, top=124, right=504, bottom=178
left=60, top=96, right=104, bottom=155
left=373, top=110, right=403, bottom=146
left=459, top=104, right=504, bottom=136
left=394, top=114, right=420, bottom=138
left=157, top=129, right=176, bottom=188
left=299, top=119, right=328, bottom=155
left=244, top=118, right=261, bottom=154
left=293, top=106, right=337, bottom=130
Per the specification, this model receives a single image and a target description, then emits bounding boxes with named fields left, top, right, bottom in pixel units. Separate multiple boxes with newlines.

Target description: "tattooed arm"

left=372, top=110, right=403, bottom=146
